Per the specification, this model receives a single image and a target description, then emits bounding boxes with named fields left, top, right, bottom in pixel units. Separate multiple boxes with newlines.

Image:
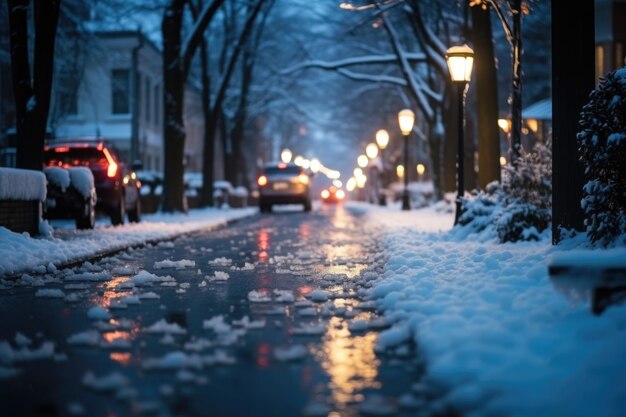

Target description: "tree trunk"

left=199, top=36, right=215, bottom=207
left=161, top=0, right=187, bottom=213
left=471, top=3, right=501, bottom=188
left=8, top=0, right=61, bottom=171
left=510, top=0, right=522, bottom=163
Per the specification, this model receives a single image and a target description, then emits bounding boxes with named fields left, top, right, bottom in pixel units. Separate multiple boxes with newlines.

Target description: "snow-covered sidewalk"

left=0, top=207, right=257, bottom=277
left=348, top=202, right=626, bottom=417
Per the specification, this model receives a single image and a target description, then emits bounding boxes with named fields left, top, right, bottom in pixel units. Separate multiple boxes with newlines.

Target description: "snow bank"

left=0, top=207, right=256, bottom=277
left=0, top=167, right=46, bottom=201
left=43, top=167, right=71, bottom=191
left=357, top=204, right=626, bottom=417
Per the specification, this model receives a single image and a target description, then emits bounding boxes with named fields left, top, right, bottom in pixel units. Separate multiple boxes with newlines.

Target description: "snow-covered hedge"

left=577, top=67, right=626, bottom=247
left=43, top=167, right=71, bottom=192
left=457, top=140, right=552, bottom=243
left=0, top=167, right=46, bottom=201
left=68, top=167, right=95, bottom=199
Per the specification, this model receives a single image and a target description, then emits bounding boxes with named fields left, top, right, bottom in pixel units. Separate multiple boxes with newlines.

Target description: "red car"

left=44, top=141, right=142, bottom=225
left=321, top=186, right=345, bottom=203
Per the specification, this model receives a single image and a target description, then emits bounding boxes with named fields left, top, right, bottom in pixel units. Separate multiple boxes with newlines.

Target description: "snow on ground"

left=347, top=202, right=626, bottom=417
left=0, top=207, right=256, bottom=277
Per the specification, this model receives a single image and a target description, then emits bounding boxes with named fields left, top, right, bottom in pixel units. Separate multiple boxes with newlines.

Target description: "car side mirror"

left=132, top=160, right=143, bottom=171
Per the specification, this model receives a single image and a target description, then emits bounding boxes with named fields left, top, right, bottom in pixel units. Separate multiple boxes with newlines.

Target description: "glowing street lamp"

left=398, top=109, right=415, bottom=210
left=310, top=158, right=320, bottom=173
left=365, top=143, right=378, bottom=159
left=416, top=163, right=426, bottom=177
left=280, top=149, right=292, bottom=164
left=357, top=154, right=368, bottom=168
left=375, top=129, right=389, bottom=149
left=353, top=167, right=363, bottom=178
left=446, top=44, right=474, bottom=224
left=346, top=177, right=356, bottom=191
left=396, top=164, right=404, bottom=178
left=375, top=129, right=390, bottom=206
left=356, top=174, right=367, bottom=188
left=294, top=155, right=304, bottom=166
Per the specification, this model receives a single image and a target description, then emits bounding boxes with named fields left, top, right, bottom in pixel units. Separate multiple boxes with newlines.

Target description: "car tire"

left=111, top=192, right=125, bottom=226
left=76, top=198, right=95, bottom=230
left=259, top=202, right=269, bottom=213
left=304, top=201, right=312, bottom=212
left=128, top=197, right=141, bottom=223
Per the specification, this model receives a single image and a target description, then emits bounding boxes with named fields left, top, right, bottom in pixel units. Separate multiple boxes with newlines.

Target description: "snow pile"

left=68, top=167, right=95, bottom=199
left=205, top=271, right=229, bottom=282
left=43, top=167, right=71, bottom=191
left=208, top=257, right=232, bottom=267
left=35, top=288, right=65, bottom=298
left=153, top=259, right=195, bottom=270
left=120, top=270, right=175, bottom=288
left=247, top=290, right=271, bottom=303
left=273, top=345, right=307, bottom=362
left=145, top=319, right=187, bottom=335
left=359, top=205, right=626, bottom=417
left=0, top=167, right=46, bottom=201
left=0, top=206, right=256, bottom=276
left=82, top=371, right=129, bottom=391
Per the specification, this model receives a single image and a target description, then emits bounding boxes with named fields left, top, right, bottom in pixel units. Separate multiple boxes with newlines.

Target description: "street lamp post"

left=375, top=129, right=389, bottom=206
left=446, top=45, right=475, bottom=225
left=398, top=109, right=415, bottom=210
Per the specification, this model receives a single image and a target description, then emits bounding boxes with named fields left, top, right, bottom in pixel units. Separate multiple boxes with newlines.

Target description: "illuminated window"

left=616, top=43, right=624, bottom=69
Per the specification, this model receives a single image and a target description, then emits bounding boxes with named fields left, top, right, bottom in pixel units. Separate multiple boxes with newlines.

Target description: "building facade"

left=595, top=0, right=626, bottom=80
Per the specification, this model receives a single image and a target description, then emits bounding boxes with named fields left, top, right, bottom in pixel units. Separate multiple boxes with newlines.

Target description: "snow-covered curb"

left=347, top=202, right=626, bottom=417
left=0, top=207, right=257, bottom=277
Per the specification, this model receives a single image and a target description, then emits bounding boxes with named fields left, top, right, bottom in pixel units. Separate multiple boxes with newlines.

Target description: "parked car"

left=43, top=166, right=97, bottom=229
left=321, top=186, right=345, bottom=204
left=257, top=162, right=312, bottom=213
left=43, top=140, right=142, bottom=225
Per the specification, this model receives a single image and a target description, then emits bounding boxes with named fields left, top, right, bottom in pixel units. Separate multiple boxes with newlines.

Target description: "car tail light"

left=54, top=146, right=70, bottom=153
left=298, top=174, right=309, bottom=185
left=102, top=147, right=118, bottom=178
left=321, top=189, right=330, bottom=199
left=258, top=175, right=268, bottom=187
left=336, top=190, right=345, bottom=200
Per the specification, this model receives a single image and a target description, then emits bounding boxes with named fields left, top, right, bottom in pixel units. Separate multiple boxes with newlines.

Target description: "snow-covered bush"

left=458, top=140, right=552, bottom=243
left=577, top=67, right=626, bottom=247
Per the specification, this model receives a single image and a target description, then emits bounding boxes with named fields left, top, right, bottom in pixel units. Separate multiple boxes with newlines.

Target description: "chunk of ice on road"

left=375, top=325, right=411, bottom=351
left=308, top=289, right=329, bottom=302
left=119, top=295, right=141, bottom=305
left=273, top=289, right=294, bottom=303
left=87, top=306, right=111, bottom=320
left=67, top=330, right=100, bottom=346
left=15, top=332, right=32, bottom=347
left=291, top=324, right=326, bottom=336
left=0, top=340, right=56, bottom=363
left=298, top=308, right=317, bottom=317
left=204, top=350, right=236, bottom=366
left=64, top=293, right=82, bottom=303
left=205, top=271, right=229, bottom=282
left=145, top=319, right=187, bottom=335
left=82, top=371, right=129, bottom=391
left=153, top=259, right=196, bottom=270
left=358, top=394, right=397, bottom=415
left=248, top=290, right=271, bottom=303
left=348, top=320, right=369, bottom=332
left=231, top=262, right=255, bottom=271
left=208, top=257, right=232, bottom=267
left=112, top=266, right=136, bottom=276
left=274, top=345, right=308, bottom=362
left=202, top=315, right=231, bottom=334
left=120, top=271, right=175, bottom=288
left=138, top=292, right=160, bottom=300
left=65, top=272, right=111, bottom=282
left=35, top=288, right=65, bottom=298
left=143, top=351, right=203, bottom=370
left=233, top=316, right=266, bottom=329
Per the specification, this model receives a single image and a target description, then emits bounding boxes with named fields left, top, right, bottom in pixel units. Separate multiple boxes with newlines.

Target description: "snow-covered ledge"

left=0, top=167, right=46, bottom=236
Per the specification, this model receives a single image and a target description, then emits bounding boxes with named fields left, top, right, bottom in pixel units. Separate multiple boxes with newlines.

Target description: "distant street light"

left=281, top=149, right=292, bottom=164
left=398, top=109, right=415, bottom=210
left=301, top=159, right=311, bottom=169
left=375, top=129, right=389, bottom=206
left=333, top=179, right=342, bottom=188
left=346, top=177, right=356, bottom=191
left=396, top=164, right=404, bottom=178
left=310, top=158, right=320, bottom=173
left=356, top=174, right=367, bottom=188
left=365, top=143, right=378, bottom=159
left=416, top=163, right=425, bottom=177
left=353, top=167, right=363, bottom=177
left=294, top=155, right=304, bottom=166
left=446, top=44, right=474, bottom=225
left=357, top=154, right=368, bottom=168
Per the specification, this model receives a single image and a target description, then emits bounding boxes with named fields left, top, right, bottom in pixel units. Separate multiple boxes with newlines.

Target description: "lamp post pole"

left=402, top=132, right=410, bottom=210
left=455, top=83, right=468, bottom=224
left=375, top=129, right=389, bottom=206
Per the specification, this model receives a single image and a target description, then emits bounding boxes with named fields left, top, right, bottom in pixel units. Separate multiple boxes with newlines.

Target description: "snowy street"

left=0, top=205, right=430, bottom=417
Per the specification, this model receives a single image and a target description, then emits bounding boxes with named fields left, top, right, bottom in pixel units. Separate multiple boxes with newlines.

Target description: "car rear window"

left=264, top=166, right=302, bottom=176
left=44, top=147, right=106, bottom=168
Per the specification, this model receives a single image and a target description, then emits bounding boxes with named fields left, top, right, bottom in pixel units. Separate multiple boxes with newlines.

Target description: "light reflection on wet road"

left=0, top=205, right=428, bottom=417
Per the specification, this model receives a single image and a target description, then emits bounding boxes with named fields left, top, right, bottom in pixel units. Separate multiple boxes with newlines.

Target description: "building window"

left=616, top=42, right=624, bottom=70
left=144, top=77, right=151, bottom=123
left=111, top=69, right=130, bottom=114
left=154, top=85, right=160, bottom=127
left=595, top=45, right=605, bottom=82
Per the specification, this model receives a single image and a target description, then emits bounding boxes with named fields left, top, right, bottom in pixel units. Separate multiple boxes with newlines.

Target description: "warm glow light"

left=280, top=148, right=292, bottom=163
left=353, top=168, right=363, bottom=177
left=310, top=158, right=321, bottom=173
left=336, top=190, right=345, bottom=200
left=500, top=156, right=507, bottom=166
left=498, top=118, right=511, bottom=134
left=298, top=174, right=310, bottom=185
left=257, top=175, right=268, bottom=186
left=302, top=159, right=311, bottom=169
left=375, top=129, right=389, bottom=149
left=526, top=119, right=538, bottom=133
left=102, top=147, right=118, bottom=178
left=357, top=154, right=368, bottom=168
left=321, top=189, right=330, bottom=199
left=365, top=143, right=378, bottom=159
left=356, top=175, right=367, bottom=188
left=398, top=109, right=415, bottom=135
left=346, top=177, right=356, bottom=191
left=396, top=165, right=404, bottom=178
left=446, top=44, right=474, bottom=83
left=416, top=164, right=426, bottom=176
left=327, top=170, right=340, bottom=180
left=294, top=155, right=304, bottom=166
left=333, top=179, right=342, bottom=188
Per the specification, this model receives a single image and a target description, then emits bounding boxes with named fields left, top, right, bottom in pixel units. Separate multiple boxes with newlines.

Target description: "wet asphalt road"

left=0, top=205, right=431, bottom=417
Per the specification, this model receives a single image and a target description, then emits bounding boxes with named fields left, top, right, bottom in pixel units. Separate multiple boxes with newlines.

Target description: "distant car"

left=257, top=162, right=312, bottom=213
left=43, top=166, right=97, bottom=230
left=43, top=140, right=142, bottom=225
left=321, top=186, right=345, bottom=204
